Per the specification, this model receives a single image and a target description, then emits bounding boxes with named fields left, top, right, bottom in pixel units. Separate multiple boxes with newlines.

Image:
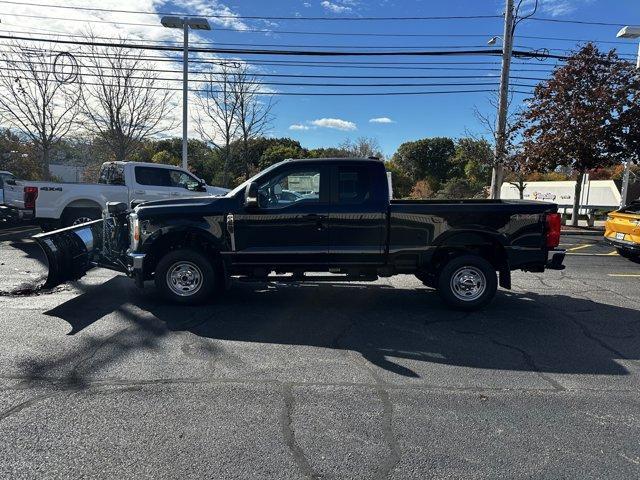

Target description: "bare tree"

left=81, top=35, right=174, bottom=162
left=472, top=92, right=523, bottom=196
left=232, top=64, right=275, bottom=180
left=193, top=64, right=240, bottom=187
left=0, top=43, right=81, bottom=179
left=339, top=137, right=385, bottom=159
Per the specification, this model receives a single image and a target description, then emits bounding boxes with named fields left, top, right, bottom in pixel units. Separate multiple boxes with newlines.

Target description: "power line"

left=0, top=34, right=567, bottom=60
left=0, top=2, right=503, bottom=21
left=1, top=58, right=551, bottom=81
left=3, top=26, right=635, bottom=47
left=0, top=73, right=527, bottom=95
left=0, top=42, right=559, bottom=72
left=1, top=64, right=544, bottom=88
left=529, top=17, right=626, bottom=27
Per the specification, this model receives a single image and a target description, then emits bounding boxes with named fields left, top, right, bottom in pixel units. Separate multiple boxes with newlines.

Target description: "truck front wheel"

left=155, top=249, right=217, bottom=304
left=437, top=255, right=497, bottom=310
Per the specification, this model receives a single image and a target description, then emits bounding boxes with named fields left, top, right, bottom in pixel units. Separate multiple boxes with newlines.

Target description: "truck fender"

left=140, top=222, right=226, bottom=274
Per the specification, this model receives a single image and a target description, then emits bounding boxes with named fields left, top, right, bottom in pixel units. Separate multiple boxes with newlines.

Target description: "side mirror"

left=245, top=182, right=259, bottom=208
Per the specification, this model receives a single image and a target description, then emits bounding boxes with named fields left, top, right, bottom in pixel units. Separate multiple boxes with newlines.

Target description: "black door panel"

left=328, top=164, right=388, bottom=266
left=232, top=164, right=329, bottom=266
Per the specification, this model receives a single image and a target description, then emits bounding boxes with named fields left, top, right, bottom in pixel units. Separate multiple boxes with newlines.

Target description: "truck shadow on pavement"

left=23, top=275, right=640, bottom=386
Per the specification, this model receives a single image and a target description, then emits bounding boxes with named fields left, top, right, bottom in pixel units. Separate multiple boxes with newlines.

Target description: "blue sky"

left=2, top=0, right=640, bottom=157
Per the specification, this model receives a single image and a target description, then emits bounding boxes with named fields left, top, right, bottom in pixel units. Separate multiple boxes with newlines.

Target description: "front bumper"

left=546, top=249, right=566, bottom=270
left=127, top=252, right=146, bottom=288
left=127, top=252, right=146, bottom=271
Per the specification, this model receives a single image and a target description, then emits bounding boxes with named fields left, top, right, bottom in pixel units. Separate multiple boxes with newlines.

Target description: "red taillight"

left=24, top=186, right=38, bottom=209
left=546, top=213, right=561, bottom=248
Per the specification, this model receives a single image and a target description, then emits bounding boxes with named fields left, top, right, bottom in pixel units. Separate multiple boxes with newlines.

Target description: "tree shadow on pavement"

left=26, top=275, right=640, bottom=385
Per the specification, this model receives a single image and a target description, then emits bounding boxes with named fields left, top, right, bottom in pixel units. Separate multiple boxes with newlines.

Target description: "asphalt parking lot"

left=0, top=224, right=639, bottom=479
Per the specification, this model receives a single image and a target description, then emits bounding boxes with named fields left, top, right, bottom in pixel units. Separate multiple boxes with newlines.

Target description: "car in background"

left=0, top=171, right=15, bottom=204
left=604, top=200, right=640, bottom=262
left=3, top=161, right=228, bottom=230
left=0, top=171, right=24, bottom=224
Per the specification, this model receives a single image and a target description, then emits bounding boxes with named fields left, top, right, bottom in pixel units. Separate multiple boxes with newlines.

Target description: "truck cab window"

left=97, top=164, right=125, bottom=185
left=258, top=168, right=321, bottom=209
left=135, top=167, right=171, bottom=187
left=338, top=167, right=371, bottom=205
left=170, top=170, right=200, bottom=191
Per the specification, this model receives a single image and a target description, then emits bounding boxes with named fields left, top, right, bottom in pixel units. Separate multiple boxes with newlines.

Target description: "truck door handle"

left=134, top=190, right=145, bottom=194
left=170, top=192, right=180, bottom=196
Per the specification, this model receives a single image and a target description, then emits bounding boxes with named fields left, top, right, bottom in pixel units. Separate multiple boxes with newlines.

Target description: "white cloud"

left=289, top=124, right=311, bottom=131
left=320, top=1, right=353, bottom=14
left=0, top=0, right=254, bottom=142
left=515, top=0, right=593, bottom=18
left=369, top=117, right=395, bottom=124
left=310, top=118, right=357, bottom=131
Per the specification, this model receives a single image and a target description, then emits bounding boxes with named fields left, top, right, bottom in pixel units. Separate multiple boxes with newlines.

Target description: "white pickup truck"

left=3, top=161, right=228, bottom=229
left=0, top=170, right=27, bottom=224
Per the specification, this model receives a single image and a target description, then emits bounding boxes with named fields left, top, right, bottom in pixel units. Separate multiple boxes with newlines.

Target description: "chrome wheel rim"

left=450, top=266, right=486, bottom=302
left=167, top=261, right=203, bottom=297
left=72, top=216, right=94, bottom=225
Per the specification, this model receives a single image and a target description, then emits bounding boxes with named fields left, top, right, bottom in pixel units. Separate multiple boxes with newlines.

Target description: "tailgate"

left=2, top=181, right=26, bottom=209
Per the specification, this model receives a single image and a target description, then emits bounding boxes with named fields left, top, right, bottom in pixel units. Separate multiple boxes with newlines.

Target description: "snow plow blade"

left=33, top=219, right=105, bottom=289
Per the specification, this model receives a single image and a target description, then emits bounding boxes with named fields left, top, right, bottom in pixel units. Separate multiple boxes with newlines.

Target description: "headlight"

left=606, top=216, right=614, bottom=222
left=129, top=213, right=140, bottom=251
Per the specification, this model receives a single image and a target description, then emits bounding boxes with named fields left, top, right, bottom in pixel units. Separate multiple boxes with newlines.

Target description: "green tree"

left=259, top=144, right=305, bottom=170
left=520, top=43, right=635, bottom=225
left=228, top=137, right=304, bottom=182
left=391, top=137, right=455, bottom=187
left=307, top=147, right=351, bottom=158
left=435, top=178, right=484, bottom=199
left=450, top=138, right=493, bottom=184
left=151, top=150, right=180, bottom=166
left=384, top=161, right=413, bottom=198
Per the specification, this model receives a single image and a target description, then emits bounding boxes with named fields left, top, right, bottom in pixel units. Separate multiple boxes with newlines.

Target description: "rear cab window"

left=98, top=163, right=125, bottom=186
left=135, top=167, right=172, bottom=187
left=333, top=162, right=387, bottom=207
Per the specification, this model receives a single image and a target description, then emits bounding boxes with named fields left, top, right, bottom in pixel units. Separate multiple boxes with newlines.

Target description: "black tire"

left=154, top=248, right=217, bottom=304
left=437, top=255, right=498, bottom=310
left=617, top=248, right=640, bottom=263
left=61, top=208, right=101, bottom=227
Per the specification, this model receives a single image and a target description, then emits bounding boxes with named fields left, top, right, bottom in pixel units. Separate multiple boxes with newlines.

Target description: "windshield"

left=226, top=161, right=288, bottom=198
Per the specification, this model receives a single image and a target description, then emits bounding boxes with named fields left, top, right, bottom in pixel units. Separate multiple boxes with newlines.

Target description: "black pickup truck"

left=34, top=158, right=565, bottom=310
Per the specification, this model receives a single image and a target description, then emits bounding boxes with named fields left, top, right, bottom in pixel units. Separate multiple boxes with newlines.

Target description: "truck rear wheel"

left=155, top=248, right=217, bottom=304
left=437, top=255, right=497, bottom=310
left=61, top=208, right=101, bottom=227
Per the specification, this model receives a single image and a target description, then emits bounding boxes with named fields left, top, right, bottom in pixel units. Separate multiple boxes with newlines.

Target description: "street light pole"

left=489, top=0, right=515, bottom=200
left=182, top=21, right=189, bottom=171
left=616, top=25, right=640, bottom=207
left=161, top=16, right=211, bottom=171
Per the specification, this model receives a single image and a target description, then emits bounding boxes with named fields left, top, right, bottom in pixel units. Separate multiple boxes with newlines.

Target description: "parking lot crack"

left=487, top=337, right=566, bottom=391
left=279, top=383, right=320, bottom=479
left=371, top=387, right=401, bottom=480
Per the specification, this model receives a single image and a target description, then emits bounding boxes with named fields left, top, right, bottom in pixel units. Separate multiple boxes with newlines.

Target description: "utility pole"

left=489, top=0, right=515, bottom=199
left=182, top=21, right=189, bottom=171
